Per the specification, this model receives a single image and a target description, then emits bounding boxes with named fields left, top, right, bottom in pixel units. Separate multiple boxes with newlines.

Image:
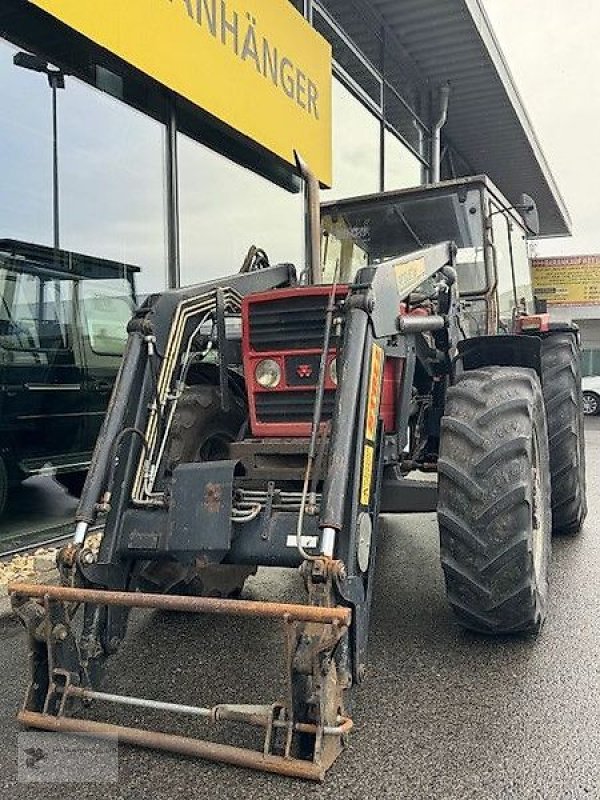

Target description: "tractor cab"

left=321, top=175, right=536, bottom=337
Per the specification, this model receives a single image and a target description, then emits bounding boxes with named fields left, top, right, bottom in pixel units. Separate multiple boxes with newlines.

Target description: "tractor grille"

left=255, top=390, right=336, bottom=423
left=249, top=293, right=338, bottom=352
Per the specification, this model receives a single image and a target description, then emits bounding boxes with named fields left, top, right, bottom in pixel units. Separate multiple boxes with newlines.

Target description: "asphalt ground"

left=0, top=421, right=598, bottom=799
left=0, top=476, right=77, bottom=550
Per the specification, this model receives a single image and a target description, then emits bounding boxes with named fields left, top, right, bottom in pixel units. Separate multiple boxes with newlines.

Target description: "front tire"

left=437, top=367, right=551, bottom=635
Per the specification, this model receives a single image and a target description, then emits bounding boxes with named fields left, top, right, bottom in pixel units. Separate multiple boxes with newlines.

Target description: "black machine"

left=0, top=240, right=137, bottom=516
left=9, top=171, right=586, bottom=780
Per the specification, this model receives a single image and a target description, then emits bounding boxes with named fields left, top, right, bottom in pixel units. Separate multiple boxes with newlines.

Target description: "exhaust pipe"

left=295, top=151, right=321, bottom=285
left=431, top=83, right=450, bottom=183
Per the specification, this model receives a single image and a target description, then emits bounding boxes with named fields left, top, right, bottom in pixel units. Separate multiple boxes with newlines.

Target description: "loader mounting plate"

left=9, top=581, right=352, bottom=781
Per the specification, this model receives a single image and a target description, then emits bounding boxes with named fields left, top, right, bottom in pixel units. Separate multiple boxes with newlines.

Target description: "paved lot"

left=0, top=421, right=598, bottom=799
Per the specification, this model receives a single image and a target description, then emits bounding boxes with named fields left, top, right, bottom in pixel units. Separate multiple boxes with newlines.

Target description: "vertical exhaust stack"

left=295, top=151, right=322, bottom=285
left=431, top=83, right=451, bottom=183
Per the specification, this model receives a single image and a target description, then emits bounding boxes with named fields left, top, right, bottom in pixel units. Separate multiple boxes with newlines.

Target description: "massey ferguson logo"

left=296, top=364, right=313, bottom=379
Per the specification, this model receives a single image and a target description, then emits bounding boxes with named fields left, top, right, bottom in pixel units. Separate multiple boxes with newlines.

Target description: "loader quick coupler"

left=9, top=574, right=353, bottom=781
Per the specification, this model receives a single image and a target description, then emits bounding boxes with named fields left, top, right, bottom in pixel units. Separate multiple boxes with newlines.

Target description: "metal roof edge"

left=463, top=0, right=572, bottom=234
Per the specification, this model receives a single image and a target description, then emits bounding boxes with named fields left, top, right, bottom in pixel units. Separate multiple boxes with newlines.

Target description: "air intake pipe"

left=431, top=82, right=451, bottom=183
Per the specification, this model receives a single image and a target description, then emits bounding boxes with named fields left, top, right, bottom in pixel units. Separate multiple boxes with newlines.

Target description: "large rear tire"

left=541, top=333, right=587, bottom=535
left=138, top=384, right=256, bottom=597
left=437, top=367, right=551, bottom=635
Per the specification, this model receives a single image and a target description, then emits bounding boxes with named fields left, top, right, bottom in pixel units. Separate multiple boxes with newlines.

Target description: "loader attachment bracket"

left=9, top=580, right=353, bottom=781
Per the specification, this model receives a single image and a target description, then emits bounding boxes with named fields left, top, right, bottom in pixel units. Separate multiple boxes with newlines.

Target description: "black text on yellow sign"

left=28, top=0, right=333, bottom=185
left=361, top=343, right=384, bottom=507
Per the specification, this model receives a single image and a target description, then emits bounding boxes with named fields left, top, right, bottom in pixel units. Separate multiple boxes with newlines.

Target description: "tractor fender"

left=457, top=334, right=542, bottom=379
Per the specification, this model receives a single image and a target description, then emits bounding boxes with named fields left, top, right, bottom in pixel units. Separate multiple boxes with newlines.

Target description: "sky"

left=481, top=0, right=600, bottom=257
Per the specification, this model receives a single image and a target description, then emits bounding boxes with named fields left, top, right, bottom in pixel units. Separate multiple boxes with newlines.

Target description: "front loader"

left=9, top=168, right=586, bottom=780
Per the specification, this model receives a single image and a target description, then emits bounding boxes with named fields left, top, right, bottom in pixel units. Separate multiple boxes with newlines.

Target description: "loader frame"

left=10, top=241, right=460, bottom=780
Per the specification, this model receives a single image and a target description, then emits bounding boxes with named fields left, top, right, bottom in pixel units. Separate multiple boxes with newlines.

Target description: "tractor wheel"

left=437, top=367, right=551, bottom=635
left=0, top=455, right=8, bottom=518
left=138, top=384, right=256, bottom=597
left=541, top=333, right=587, bottom=535
left=56, top=471, right=87, bottom=498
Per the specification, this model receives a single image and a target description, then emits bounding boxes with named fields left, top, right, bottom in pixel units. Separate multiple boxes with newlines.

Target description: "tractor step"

left=9, top=581, right=352, bottom=780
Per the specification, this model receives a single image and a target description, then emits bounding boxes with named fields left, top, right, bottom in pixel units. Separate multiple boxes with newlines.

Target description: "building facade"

left=0, top=0, right=569, bottom=299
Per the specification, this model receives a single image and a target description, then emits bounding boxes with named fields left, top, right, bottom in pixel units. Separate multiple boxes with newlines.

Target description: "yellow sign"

left=533, top=256, right=600, bottom=305
left=28, top=0, right=332, bottom=185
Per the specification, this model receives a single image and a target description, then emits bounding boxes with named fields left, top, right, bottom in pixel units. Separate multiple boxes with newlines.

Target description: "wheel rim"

left=583, top=393, right=598, bottom=415
left=531, top=430, right=546, bottom=583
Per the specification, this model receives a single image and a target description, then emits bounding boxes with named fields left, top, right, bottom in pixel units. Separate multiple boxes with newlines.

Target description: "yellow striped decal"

left=360, top=343, right=384, bottom=506
left=365, top=343, right=384, bottom=443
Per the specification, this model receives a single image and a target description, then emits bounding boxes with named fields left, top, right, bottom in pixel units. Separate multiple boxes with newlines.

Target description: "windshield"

left=321, top=187, right=486, bottom=294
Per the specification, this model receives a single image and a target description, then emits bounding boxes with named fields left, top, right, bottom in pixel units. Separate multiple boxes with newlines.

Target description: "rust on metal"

left=8, top=583, right=351, bottom=625
left=18, top=711, right=325, bottom=782
left=204, top=482, right=223, bottom=513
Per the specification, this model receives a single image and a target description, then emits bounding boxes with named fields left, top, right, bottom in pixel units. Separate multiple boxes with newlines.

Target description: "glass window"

left=80, top=278, right=135, bottom=356
left=313, top=7, right=382, bottom=107
left=582, top=349, right=600, bottom=377
left=0, top=39, right=54, bottom=247
left=510, top=221, right=534, bottom=312
left=0, top=39, right=168, bottom=299
left=317, top=0, right=383, bottom=73
left=0, top=266, right=74, bottom=363
left=322, top=79, right=381, bottom=202
left=384, top=51, right=423, bottom=121
left=384, top=130, right=423, bottom=191
left=321, top=187, right=486, bottom=290
left=178, top=135, right=304, bottom=287
left=384, top=86, right=426, bottom=157
left=59, top=79, right=167, bottom=297
left=0, top=268, right=42, bottom=359
left=491, top=205, right=514, bottom=327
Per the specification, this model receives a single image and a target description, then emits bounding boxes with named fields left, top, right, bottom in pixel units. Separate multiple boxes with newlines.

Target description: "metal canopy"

left=345, top=0, right=571, bottom=237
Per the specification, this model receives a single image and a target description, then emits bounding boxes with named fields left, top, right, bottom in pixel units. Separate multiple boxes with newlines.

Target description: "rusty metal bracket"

left=9, top=582, right=352, bottom=781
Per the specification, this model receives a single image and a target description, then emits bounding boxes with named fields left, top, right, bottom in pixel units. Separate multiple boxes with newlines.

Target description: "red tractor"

left=10, top=166, right=586, bottom=780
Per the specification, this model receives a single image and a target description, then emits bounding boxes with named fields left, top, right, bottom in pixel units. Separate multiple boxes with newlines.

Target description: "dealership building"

left=0, top=0, right=570, bottom=298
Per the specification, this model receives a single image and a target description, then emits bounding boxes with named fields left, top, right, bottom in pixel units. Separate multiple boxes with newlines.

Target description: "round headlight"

left=255, top=359, right=281, bottom=389
left=329, top=357, right=338, bottom=386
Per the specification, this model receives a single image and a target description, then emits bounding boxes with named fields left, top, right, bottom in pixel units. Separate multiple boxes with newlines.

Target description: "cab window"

left=490, top=204, right=514, bottom=329
left=510, top=221, right=534, bottom=312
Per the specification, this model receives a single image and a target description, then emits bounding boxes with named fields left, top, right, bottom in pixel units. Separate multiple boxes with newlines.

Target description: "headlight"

left=329, top=357, right=338, bottom=386
left=255, top=359, right=281, bottom=388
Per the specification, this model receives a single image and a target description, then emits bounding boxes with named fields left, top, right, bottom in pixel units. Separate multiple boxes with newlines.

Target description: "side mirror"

left=518, top=193, right=540, bottom=236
